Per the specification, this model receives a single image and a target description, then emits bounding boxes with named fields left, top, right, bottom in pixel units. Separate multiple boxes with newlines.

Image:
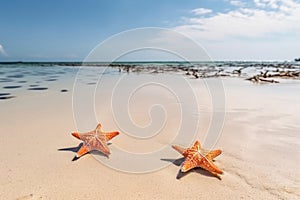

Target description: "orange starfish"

left=172, top=140, right=223, bottom=178
left=72, top=123, right=119, bottom=158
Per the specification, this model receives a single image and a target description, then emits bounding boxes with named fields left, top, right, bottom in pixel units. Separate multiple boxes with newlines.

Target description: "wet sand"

left=0, top=65, right=299, bottom=199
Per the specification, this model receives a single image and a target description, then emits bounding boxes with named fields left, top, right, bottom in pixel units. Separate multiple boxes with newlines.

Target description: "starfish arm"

left=72, top=132, right=81, bottom=140
left=91, top=135, right=111, bottom=156
left=95, top=143, right=111, bottom=156
left=105, top=131, right=120, bottom=141
left=198, top=158, right=223, bottom=175
left=181, top=159, right=198, bottom=172
left=191, top=141, right=202, bottom=151
left=172, top=145, right=186, bottom=155
left=76, top=145, right=89, bottom=158
left=95, top=123, right=102, bottom=132
left=205, top=149, right=222, bottom=161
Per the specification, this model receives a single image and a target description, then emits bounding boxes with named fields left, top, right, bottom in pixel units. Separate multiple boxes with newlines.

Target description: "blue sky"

left=0, top=0, right=299, bottom=61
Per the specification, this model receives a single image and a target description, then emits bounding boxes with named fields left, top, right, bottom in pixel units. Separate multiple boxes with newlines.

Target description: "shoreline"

left=1, top=61, right=300, bottom=85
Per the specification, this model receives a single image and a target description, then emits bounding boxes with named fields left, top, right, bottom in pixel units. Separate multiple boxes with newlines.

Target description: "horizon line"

left=0, top=60, right=298, bottom=64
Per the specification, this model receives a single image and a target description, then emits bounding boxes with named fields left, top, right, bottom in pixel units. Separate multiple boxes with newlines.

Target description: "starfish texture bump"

left=172, top=140, right=223, bottom=178
left=72, top=123, right=119, bottom=158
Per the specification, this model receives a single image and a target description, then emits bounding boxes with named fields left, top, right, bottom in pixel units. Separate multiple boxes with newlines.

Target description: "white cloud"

left=230, top=0, right=246, bottom=7
left=0, top=44, right=8, bottom=57
left=176, top=7, right=298, bottom=40
left=254, top=0, right=299, bottom=11
left=191, top=8, right=212, bottom=15
left=172, top=0, right=300, bottom=60
left=254, top=0, right=268, bottom=8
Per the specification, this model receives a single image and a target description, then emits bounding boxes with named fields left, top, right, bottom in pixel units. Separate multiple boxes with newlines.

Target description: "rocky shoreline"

left=1, top=61, right=300, bottom=84
left=109, top=62, right=300, bottom=84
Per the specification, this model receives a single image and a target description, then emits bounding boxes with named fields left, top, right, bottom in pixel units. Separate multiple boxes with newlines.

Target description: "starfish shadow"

left=161, top=157, right=221, bottom=180
left=192, top=168, right=221, bottom=180
left=58, top=143, right=112, bottom=161
left=58, top=143, right=83, bottom=161
left=58, top=142, right=83, bottom=153
left=161, top=158, right=185, bottom=166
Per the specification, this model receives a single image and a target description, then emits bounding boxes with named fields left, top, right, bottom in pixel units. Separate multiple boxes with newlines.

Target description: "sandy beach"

left=0, top=63, right=299, bottom=200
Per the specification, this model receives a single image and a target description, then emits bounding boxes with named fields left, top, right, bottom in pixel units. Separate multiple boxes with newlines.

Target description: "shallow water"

left=0, top=64, right=79, bottom=100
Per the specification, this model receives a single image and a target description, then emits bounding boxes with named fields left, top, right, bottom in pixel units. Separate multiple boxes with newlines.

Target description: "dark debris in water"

left=0, top=92, right=10, bottom=96
left=7, top=74, right=24, bottom=78
left=60, top=89, right=68, bottom=92
left=45, top=78, right=58, bottom=82
left=0, top=96, right=15, bottom=100
left=110, top=62, right=300, bottom=84
left=28, top=87, right=48, bottom=91
left=29, top=84, right=39, bottom=87
left=3, top=85, right=22, bottom=89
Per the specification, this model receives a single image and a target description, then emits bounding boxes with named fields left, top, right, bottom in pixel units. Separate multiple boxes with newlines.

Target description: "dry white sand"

left=0, top=71, right=299, bottom=200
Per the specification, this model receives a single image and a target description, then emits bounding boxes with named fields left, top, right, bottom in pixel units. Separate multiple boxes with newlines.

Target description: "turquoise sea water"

left=0, top=61, right=299, bottom=101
